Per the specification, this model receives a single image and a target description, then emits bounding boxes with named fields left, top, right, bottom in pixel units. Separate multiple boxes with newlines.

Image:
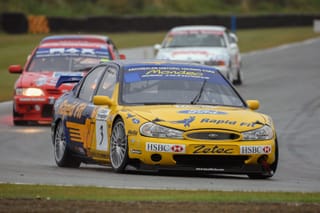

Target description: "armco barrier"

left=1, top=12, right=28, bottom=34
left=1, top=13, right=320, bottom=33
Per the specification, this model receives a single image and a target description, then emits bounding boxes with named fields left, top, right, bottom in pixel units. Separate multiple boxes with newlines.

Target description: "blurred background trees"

left=1, top=0, right=319, bottom=17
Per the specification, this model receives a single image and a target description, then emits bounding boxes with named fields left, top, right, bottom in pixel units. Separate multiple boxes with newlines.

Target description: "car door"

left=89, top=65, right=118, bottom=156
left=63, top=65, right=106, bottom=152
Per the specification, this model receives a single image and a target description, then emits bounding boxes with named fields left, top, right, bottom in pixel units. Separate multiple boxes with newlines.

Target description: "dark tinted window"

left=78, top=66, right=106, bottom=101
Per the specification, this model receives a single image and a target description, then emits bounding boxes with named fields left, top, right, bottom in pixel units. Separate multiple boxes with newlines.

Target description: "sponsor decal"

left=171, top=116, right=195, bottom=128
left=172, top=50, right=209, bottom=57
left=128, top=130, right=138, bottom=135
left=201, top=118, right=237, bottom=125
left=19, top=98, right=46, bottom=102
left=146, top=142, right=186, bottom=153
left=240, top=145, right=272, bottom=154
left=124, top=65, right=224, bottom=84
left=57, top=100, right=87, bottom=119
left=178, top=110, right=227, bottom=115
left=36, top=48, right=110, bottom=58
left=96, top=108, right=109, bottom=120
left=193, top=144, right=234, bottom=154
left=132, top=118, right=140, bottom=124
left=127, top=113, right=134, bottom=118
left=35, top=77, right=47, bottom=86
left=130, top=149, right=142, bottom=154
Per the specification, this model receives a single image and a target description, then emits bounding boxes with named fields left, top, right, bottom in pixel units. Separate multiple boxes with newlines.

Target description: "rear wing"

left=55, top=75, right=83, bottom=88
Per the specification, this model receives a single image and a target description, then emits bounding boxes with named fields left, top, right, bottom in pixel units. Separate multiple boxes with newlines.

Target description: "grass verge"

left=1, top=183, right=320, bottom=203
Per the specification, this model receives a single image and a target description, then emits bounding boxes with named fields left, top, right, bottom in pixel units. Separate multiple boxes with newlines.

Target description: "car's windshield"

left=121, top=64, right=244, bottom=107
left=27, top=47, right=111, bottom=72
left=163, top=31, right=226, bottom=48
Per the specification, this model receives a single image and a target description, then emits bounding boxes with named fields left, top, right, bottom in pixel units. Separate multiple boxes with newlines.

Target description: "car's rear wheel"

left=110, top=118, right=129, bottom=173
left=248, top=139, right=279, bottom=179
left=54, top=121, right=81, bottom=168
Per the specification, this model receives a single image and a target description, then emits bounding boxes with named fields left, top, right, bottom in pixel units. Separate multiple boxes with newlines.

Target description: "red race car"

left=9, top=34, right=125, bottom=125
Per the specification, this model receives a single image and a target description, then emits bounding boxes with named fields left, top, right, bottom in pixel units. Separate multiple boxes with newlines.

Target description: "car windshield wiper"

left=190, top=79, right=207, bottom=105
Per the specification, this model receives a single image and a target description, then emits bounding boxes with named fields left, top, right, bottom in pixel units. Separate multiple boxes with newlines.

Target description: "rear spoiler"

left=55, top=75, right=83, bottom=88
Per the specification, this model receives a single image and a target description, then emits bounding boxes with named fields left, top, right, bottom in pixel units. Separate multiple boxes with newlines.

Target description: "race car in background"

left=154, top=25, right=242, bottom=85
left=9, top=34, right=125, bottom=125
left=40, top=34, right=125, bottom=60
left=51, top=60, right=278, bottom=179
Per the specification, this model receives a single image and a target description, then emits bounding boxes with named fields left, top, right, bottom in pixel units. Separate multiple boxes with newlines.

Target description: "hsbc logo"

left=240, top=145, right=272, bottom=154
left=146, top=143, right=186, bottom=153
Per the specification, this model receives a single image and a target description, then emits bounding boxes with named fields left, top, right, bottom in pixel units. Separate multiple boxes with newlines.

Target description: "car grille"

left=46, top=89, right=62, bottom=95
left=42, top=104, right=53, bottom=117
left=174, top=155, right=248, bottom=168
left=186, top=131, right=240, bottom=141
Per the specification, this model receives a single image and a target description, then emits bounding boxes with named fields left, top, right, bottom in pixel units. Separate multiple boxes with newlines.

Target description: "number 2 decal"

left=95, top=108, right=110, bottom=151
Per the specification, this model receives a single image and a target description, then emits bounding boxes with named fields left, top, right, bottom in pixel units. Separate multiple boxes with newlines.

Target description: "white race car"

left=154, top=25, right=242, bottom=85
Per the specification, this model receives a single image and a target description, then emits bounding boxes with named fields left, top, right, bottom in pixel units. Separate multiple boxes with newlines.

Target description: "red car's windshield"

left=27, top=47, right=112, bottom=72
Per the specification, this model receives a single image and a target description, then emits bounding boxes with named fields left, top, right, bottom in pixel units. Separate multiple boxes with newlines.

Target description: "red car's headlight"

left=16, top=88, right=45, bottom=96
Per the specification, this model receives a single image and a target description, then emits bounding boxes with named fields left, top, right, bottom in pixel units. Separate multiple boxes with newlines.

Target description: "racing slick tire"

left=110, top=118, right=129, bottom=173
left=233, top=68, right=243, bottom=85
left=53, top=121, right=81, bottom=168
left=247, top=138, right=279, bottom=179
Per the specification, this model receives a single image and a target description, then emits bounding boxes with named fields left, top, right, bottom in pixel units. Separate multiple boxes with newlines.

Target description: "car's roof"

left=169, top=25, right=227, bottom=32
left=40, top=34, right=110, bottom=44
left=37, top=40, right=110, bottom=49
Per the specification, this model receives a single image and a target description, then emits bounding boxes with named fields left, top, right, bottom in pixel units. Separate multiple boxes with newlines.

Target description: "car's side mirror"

left=93, top=95, right=113, bottom=106
left=154, top=44, right=161, bottom=50
left=246, top=100, right=260, bottom=110
left=8, top=65, right=23, bottom=74
left=230, top=33, right=238, bottom=43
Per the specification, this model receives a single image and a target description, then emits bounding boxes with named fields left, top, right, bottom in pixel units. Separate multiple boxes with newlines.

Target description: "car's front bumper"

left=128, top=136, right=276, bottom=175
left=13, top=95, right=57, bottom=123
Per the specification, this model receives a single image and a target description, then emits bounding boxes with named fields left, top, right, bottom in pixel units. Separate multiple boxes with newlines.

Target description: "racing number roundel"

left=95, top=108, right=110, bottom=151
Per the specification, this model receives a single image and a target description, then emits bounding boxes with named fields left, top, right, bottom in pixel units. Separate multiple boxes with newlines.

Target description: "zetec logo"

left=146, top=143, right=186, bottom=153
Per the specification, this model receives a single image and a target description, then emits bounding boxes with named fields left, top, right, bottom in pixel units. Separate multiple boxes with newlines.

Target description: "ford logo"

left=208, top=133, right=219, bottom=138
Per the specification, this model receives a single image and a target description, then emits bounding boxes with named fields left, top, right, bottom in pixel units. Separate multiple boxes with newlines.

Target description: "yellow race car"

left=51, top=60, right=278, bottom=179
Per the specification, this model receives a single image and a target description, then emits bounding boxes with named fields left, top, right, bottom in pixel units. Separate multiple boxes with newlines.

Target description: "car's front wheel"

left=110, top=118, right=129, bottom=173
left=54, top=121, right=81, bottom=168
left=248, top=139, right=279, bottom=179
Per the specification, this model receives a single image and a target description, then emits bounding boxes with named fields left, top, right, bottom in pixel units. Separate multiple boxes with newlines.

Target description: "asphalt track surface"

left=0, top=38, right=320, bottom=192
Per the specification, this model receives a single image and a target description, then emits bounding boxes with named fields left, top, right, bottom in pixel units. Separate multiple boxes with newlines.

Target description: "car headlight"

left=16, top=88, right=44, bottom=96
left=242, top=125, right=274, bottom=140
left=140, top=122, right=183, bottom=139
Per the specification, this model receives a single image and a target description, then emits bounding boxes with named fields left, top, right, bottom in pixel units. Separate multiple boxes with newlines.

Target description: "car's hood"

left=157, top=47, right=229, bottom=61
left=17, top=71, right=84, bottom=90
left=126, top=105, right=271, bottom=132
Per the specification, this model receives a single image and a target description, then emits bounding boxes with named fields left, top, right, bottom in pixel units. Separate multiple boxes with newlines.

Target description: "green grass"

left=0, top=183, right=319, bottom=203
left=0, top=26, right=319, bottom=102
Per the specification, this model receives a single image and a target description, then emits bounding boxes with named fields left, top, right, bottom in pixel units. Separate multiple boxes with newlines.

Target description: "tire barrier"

left=28, top=15, right=50, bottom=34
left=1, top=12, right=28, bottom=34
left=1, top=13, right=320, bottom=34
